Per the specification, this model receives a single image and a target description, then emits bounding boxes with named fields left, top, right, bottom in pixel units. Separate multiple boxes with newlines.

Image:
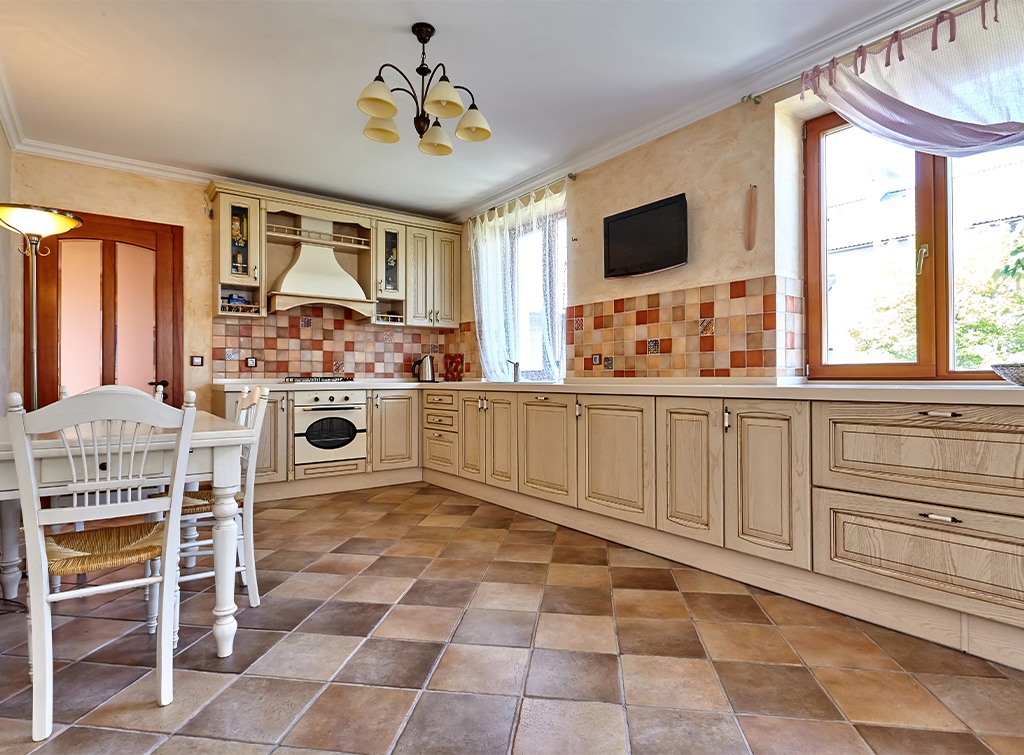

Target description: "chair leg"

left=181, top=517, right=199, bottom=569
left=234, top=513, right=246, bottom=589
left=156, top=556, right=177, bottom=706
left=143, top=559, right=151, bottom=600
left=240, top=512, right=260, bottom=608
left=48, top=525, right=62, bottom=594
left=27, top=584, right=53, bottom=741
left=147, top=556, right=160, bottom=635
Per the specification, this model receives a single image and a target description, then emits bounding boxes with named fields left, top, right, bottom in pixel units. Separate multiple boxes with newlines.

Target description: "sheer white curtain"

left=802, top=0, right=1024, bottom=156
left=469, top=184, right=567, bottom=382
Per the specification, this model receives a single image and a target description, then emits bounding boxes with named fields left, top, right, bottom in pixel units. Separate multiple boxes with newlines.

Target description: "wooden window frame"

left=804, top=112, right=1000, bottom=381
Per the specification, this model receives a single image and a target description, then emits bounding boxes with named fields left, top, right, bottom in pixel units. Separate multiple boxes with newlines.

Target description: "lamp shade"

left=363, top=116, right=400, bottom=143
left=357, top=76, right=399, bottom=118
left=419, top=120, right=453, bottom=155
left=455, top=104, right=491, bottom=142
left=424, top=75, right=464, bottom=118
left=0, top=205, right=82, bottom=238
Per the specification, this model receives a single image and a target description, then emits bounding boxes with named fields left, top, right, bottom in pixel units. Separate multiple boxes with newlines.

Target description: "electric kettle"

left=412, top=354, right=437, bottom=382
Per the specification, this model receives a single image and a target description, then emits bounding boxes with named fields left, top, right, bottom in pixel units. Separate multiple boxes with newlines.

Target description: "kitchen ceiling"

left=0, top=0, right=949, bottom=220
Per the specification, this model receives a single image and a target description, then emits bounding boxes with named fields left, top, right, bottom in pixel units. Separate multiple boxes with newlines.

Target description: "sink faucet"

left=507, top=359, right=520, bottom=383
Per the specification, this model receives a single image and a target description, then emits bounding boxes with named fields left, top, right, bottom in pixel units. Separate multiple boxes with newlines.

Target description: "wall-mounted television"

left=604, top=192, right=688, bottom=278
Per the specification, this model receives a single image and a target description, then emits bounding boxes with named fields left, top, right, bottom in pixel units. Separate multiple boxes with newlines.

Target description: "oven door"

left=294, top=407, right=367, bottom=465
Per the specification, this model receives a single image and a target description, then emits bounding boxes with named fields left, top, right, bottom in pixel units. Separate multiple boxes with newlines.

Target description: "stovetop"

left=284, top=376, right=355, bottom=383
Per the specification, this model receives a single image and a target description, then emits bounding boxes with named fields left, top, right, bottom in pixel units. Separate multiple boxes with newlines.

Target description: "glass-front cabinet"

left=214, top=192, right=264, bottom=316
left=375, top=222, right=406, bottom=301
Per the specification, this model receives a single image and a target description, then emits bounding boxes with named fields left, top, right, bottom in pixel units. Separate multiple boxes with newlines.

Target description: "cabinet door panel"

left=407, top=229, right=433, bottom=326
left=724, top=399, right=811, bottom=569
left=217, top=193, right=262, bottom=287
left=486, top=392, right=518, bottom=492
left=459, top=392, right=486, bottom=483
left=375, top=222, right=406, bottom=301
left=656, top=397, right=724, bottom=545
left=519, top=393, right=577, bottom=506
left=372, top=390, right=419, bottom=471
left=577, top=396, right=655, bottom=527
left=424, top=429, right=459, bottom=473
left=434, top=232, right=460, bottom=327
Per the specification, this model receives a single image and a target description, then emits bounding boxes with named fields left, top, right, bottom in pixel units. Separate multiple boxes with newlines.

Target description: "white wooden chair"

left=6, top=389, right=196, bottom=741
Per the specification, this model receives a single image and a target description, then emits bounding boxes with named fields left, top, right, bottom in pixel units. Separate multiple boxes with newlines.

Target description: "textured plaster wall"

left=0, top=124, right=11, bottom=412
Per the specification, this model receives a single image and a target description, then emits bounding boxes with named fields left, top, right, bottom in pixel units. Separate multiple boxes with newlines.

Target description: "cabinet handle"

left=724, top=407, right=731, bottom=432
left=430, top=417, right=443, bottom=423
left=253, top=265, right=258, bottom=282
left=534, top=396, right=548, bottom=400
left=919, top=410, right=963, bottom=418
left=431, top=432, right=443, bottom=438
left=919, top=512, right=963, bottom=524
left=378, top=280, right=383, bottom=294
left=375, top=396, right=380, bottom=408
left=477, top=397, right=482, bottom=411
left=483, top=398, right=489, bottom=411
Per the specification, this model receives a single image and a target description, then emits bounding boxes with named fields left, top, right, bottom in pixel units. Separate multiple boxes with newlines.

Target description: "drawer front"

left=294, top=459, right=366, bottom=480
left=40, top=450, right=171, bottom=486
left=813, top=402, right=1024, bottom=514
left=423, top=391, right=456, bottom=408
left=813, top=487, right=1024, bottom=627
left=423, top=429, right=459, bottom=473
left=424, top=409, right=458, bottom=430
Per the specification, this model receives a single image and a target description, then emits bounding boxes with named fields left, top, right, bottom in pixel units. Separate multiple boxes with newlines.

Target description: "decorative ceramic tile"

left=603, top=356, right=614, bottom=370
left=699, top=318, right=715, bottom=336
left=647, top=339, right=660, bottom=355
left=300, top=316, right=313, bottom=329
left=225, top=348, right=240, bottom=361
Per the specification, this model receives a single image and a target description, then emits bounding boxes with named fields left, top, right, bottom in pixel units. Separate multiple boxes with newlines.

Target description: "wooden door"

left=458, top=391, right=486, bottom=483
left=577, top=395, right=656, bottom=527
left=656, top=397, right=725, bottom=545
left=724, top=399, right=811, bottom=569
left=372, top=389, right=419, bottom=470
left=31, top=212, right=184, bottom=408
left=519, top=393, right=577, bottom=506
left=216, top=193, right=262, bottom=287
left=434, top=231, right=461, bottom=328
left=485, top=392, right=518, bottom=492
left=375, top=222, right=406, bottom=301
left=407, top=228, right=433, bottom=326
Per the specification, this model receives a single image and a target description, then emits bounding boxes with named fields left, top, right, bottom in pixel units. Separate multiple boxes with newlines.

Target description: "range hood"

left=268, top=216, right=375, bottom=317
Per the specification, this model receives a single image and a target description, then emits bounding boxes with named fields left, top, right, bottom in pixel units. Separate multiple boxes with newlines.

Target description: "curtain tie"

left=852, top=45, right=868, bottom=75
left=980, top=0, right=999, bottom=29
left=884, top=30, right=905, bottom=67
left=827, top=57, right=839, bottom=86
left=932, top=10, right=957, bottom=50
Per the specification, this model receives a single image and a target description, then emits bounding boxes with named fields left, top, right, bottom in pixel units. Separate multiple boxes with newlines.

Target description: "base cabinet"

left=485, top=392, right=519, bottom=492
left=424, top=430, right=459, bottom=473
left=656, top=397, right=724, bottom=546
left=577, top=395, right=656, bottom=526
left=458, top=392, right=486, bottom=483
left=371, top=390, right=419, bottom=471
left=228, top=391, right=288, bottom=484
left=724, top=399, right=811, bottom=570
left=519, top=393, right=577, bottom=506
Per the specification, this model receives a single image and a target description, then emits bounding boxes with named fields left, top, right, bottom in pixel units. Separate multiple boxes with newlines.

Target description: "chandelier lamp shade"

left=357, top=22, right=491, bottom=155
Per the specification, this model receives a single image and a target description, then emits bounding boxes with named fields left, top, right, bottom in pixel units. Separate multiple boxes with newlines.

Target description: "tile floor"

left=2, top=482, right=1024, bottom=754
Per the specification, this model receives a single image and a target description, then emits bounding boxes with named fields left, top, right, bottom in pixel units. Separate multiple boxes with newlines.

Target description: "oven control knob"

left=344, top=395, right=350, bottom=402
left=329, top=395, right=335, bottom=402
left=313, top=396, right=320, bottom=402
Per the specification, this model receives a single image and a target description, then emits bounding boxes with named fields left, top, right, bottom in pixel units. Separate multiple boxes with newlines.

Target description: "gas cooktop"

left=283, top=376, right=355, bottom=383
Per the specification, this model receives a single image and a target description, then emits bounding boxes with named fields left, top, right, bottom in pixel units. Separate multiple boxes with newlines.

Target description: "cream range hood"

left=268, top=216, right=376, bottom=317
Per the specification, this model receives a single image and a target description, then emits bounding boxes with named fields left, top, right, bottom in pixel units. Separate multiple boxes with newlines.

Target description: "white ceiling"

left=0, top=0, right=950, bottom=220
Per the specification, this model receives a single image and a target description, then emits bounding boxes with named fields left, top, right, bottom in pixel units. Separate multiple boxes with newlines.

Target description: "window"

left=513, top=217, right=568, bottom=379
left=806, top=112, right=1024, bottom=379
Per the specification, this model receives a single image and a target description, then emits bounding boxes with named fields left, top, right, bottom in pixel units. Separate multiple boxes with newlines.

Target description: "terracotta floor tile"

left=421, top=558, right=489, bottom=582
left=296, top=601, right=390, bottom=637
left=684, top=593, right=771, bottom=624
left=534, top=614, right=617, bottom=654
left=613, top=589, right=689, bottom=619
left=545, top=564, right=610, bottom=588
left=30, top=726, right=162, bottom=755
left=916, top=674, right=1024, bottom=735
left=153, top=736, right=270, bottom=754
left=433, top=504, right=479, bottom=517
left=82, top=624, right=208, bottom=667
left=627, top=707, right=747, bottom=755
left=503, top=530, right=557, bottom=546
left=540, top=585, right=613, bottom=615
left=404, top=526, right=461, bottom=542
left=333, top=575, right=415, bottom=603
left=428, top=643, right=530, bottom=695
left=553, top=529, right=608, bottom=547
left=400, top=579, right=479, bottom=607
left=452, top=527, right=507, bottom=543
left=610, top=567, right=677, bottom=591
left=0, top=655, right=31, bottom=704
left=283, top=684, right=416, bottom=755
left=696, top=623, right=801, bottom=664
left=179, top=676, right=321, bottom=744
left=812, top=668, right=964, bottom=730
left=781, top=626, right=901, bottom=671
left=861, top=624, right=1004, bottom=676
left=357, top=523, right=414, bottom=539
left=494, top=543, right=554, bottom=563
left=332, top=537, right=397, bottom=556
left=616, top=618, right=706, bottom=658
left=510, top=517, right=558, bottom=532
left=438, top=541, right=501, bottom=560
left=608, top=548, right=673, bottom=568
left=176, top=592, right=242, bottom=628
left=526, top=649, right=621, bottom=703
left=335, top=638, right=445, bottom=688
left=235, top=597, right=323, bottom=631
left=470, top=582, right=544, bottom=612
left=246, top=633, right=361, bottom=680
left=855, top=724, right=991, bottom=754
left=255, top=508, right=303, bottom=521
left=755, top=595, right=854, bottom=628
left=453, top=609, right=537, bottom=647
left=385, top=539, right=446, bottom=558
left=739, top=717, right=872, bottom=755
left=392, top=500, right=442, bottom=515
left=0, top=662, right=147, bottom=723
left=673, top=569, right=750, bottom=594
left=716, top=662, right=842, bottom=720
left=253, top=550, right=322, bottom=572
left=982, top=735, right=1024, bottom=754
left=267, top=572, right=352, bottom=600
left=361, top=556, right=432, bottom=578
left=393, top=691, right=518, bottom=755
left=10, top=617, right=141, bottom=661
left=483, top=561, right=548, bottom=585
left=551, top=546, right=609, bottom=566
left=373, top=605, right=463, bottom=642
left=301, top=553, right=378, bottom=575
left=513, top=698, right=627, bottom=755
left=173, top=629, right=287, bottom=674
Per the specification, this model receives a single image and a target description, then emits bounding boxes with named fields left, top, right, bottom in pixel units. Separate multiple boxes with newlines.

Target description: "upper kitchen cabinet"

left=211, top=191, right=265, bottom=317
left=408, top=228, right=461, bottom=328
left=375, top=222, right=406, bottom=302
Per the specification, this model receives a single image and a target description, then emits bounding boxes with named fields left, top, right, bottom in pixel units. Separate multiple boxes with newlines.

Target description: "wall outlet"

left=190, top=356, right=203, bottom=367
left=245, top=357, right=257, bottom=368
left=591, top=354, right=601, bottom=365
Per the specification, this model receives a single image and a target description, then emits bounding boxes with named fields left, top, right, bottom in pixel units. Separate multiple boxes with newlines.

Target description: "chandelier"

left=356, top=22, right=490, bottom=155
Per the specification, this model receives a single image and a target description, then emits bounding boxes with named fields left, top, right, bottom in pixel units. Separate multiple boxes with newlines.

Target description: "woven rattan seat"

left=45, top=521, right=166, bottom=577
left=181, top=489, right=244, bottom=516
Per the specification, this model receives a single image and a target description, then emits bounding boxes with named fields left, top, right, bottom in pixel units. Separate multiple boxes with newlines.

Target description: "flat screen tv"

left=604, top=193, right=688, bottom=278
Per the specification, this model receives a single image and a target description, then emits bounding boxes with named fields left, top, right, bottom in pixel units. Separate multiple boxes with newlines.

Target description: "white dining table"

left=0, top=409, right=253, bottom=658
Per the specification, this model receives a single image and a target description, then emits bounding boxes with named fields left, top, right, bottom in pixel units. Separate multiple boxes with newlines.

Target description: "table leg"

left=210, top=444, right=242, bottom=658
left=1, top=499, right=21, bottom=600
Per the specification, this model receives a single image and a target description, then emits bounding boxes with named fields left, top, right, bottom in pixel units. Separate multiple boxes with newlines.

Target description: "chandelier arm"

left=390, top=86, right=419, bottom=107
left=424, top=62, right=447, bottom=97
left=452, top=85, right=476, bottom=106
left=0, top=216, right=30, bottom=256
left=378, top=63, right=420, bottom=105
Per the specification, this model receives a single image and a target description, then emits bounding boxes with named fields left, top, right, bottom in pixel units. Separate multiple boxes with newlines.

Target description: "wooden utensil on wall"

left=744, top=185, right=757, bottom=251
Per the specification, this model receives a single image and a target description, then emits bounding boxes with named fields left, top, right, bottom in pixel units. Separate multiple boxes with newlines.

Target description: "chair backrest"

left=6, top=390, right=197, bottom=532
left=235, top=386, right=269, bottom=491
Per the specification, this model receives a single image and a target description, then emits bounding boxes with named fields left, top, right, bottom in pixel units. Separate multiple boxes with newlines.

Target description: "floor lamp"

left=0, top=205, right=82, bottom=410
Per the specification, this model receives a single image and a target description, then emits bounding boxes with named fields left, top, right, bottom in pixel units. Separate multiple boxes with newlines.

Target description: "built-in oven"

left=292, top=390, right=367, bottom=467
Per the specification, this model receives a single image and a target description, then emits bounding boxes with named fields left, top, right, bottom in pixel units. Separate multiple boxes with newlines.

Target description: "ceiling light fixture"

left=357, top=22, right=490, bottom=155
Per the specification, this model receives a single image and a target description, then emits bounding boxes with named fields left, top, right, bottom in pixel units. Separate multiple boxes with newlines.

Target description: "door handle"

left=916, top=245, right=929, bottom=275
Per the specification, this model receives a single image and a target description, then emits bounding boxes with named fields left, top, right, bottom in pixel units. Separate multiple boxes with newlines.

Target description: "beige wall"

left=10, top=154, right=215, bottom=409
left=0, top=124, right=11, bottom=411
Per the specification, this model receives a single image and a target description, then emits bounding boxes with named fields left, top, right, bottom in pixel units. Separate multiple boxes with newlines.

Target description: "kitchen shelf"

left=265, top=223, right=371, bottom=252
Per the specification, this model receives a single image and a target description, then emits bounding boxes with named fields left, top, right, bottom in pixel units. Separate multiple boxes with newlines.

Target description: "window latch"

left=916, top=244, right=929, bottom=275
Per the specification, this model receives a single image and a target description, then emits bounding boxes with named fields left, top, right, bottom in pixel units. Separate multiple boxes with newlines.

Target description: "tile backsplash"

left=566, top=275, right=804, bottom=378
left=212, top=305, right=481, bottom=380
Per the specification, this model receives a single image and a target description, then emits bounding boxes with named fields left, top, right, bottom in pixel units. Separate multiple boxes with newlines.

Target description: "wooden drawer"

left=423, top=429, right=459, bottom=473
left=423, top=391, right=456, bottom=408
left=293, top=460, right=366, bottom=480
left=813, top=487, right=1024, bottom=628
left=424, top=409, right=458, bottom=431
left=813, top=402, right=1024, bottom=515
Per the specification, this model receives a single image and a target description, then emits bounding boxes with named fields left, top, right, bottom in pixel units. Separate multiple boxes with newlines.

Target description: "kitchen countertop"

left=212, top=378, right=1024, bottom=406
